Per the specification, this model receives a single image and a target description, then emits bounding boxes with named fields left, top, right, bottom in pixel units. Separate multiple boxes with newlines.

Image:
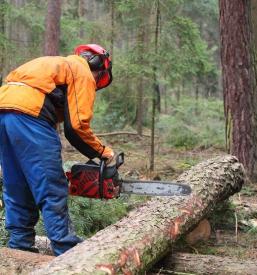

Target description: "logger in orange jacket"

left=0, top=44, right=114, bottom=255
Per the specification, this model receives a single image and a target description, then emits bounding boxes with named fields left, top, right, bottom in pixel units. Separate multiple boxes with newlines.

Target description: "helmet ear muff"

left=88, top=55, right=104, bottom=71
left=80, top=51, right=104, bottom=71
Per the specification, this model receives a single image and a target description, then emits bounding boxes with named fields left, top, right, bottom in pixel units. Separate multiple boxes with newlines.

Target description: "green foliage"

left=68, top=196, right=129, bottom=237
left=156, top=96, right=225, bottom=149
left=160, top=15, right=214, bottom=81
left=240, top=185, right=257, bottom=197
left=0, top=0, right=220, bottom=131
left=35, top=196, right=130, bottom=239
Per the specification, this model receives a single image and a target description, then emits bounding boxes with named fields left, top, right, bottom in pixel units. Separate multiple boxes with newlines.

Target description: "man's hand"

left=102, top=146, right=115, bottom=165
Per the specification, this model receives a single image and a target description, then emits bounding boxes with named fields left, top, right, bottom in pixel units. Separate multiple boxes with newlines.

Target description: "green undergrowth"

left=68, top=194, right=148, bottom=238
left=91, top=95, right=225, bottom=151
left=209, top=200, right=237, bottom=231
left=156, top=96, right=225, bottom=149
left=68, top=196, right=129, bottom=237
left=35, top=194, right=147, bottom=239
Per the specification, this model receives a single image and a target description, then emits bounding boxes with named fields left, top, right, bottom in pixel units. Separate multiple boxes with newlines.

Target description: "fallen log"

left=29, top=155, right=244, bottom=275
left=152, top=252, right=257, bottom=275
left=0, top=248, right=54, bottom=275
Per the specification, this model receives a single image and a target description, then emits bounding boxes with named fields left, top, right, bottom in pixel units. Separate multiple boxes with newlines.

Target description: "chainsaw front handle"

left=99, top=152, right=124, bottom=199
left=115, top=152, right=124, bottom=168
left=99, top=159, right=106, bottom=199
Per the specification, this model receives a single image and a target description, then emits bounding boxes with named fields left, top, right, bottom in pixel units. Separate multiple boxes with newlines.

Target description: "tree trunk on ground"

left=220, top=0, right=257, bottom=180
left=43, top=0, right=62, bottom=56
left=0, top=248, right=54, bottom=275
left=152, top=252, right=257, bottom=275
left=18, top=155, right=244, bottom=275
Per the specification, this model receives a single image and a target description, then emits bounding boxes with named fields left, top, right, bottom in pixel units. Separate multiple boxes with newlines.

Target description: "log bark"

left=0, top=248, right=54, bottom=275
left=28, top=155, right=244, bottom=275
left=153, top=252, right=257, bottom=275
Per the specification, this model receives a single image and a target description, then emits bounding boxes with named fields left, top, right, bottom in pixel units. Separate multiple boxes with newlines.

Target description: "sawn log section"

left=29, top=155, right=244, bottom=274
left=153, top=252, right=257, bottom=275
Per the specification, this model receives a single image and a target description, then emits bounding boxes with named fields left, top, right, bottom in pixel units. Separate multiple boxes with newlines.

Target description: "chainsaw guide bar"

left=120, top=179, right=192, bottom=196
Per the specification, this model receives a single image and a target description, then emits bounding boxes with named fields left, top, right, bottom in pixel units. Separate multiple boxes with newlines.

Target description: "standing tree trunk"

left=0, top=0, right=6, bottom=85
left=135, top=14, right=146, bottom=136
left=220, top=0, right=257, bottom=180
left=5, top=0, right=31, bottom=72
left=150, top=0, right=160, bottom=171
left=43, top=0, right=62, bottom=56
left=109, top=0, right=115, bottom=59
left=78, top=0, right=86, bottom=38
left=136, top=79, right=144, bottom=136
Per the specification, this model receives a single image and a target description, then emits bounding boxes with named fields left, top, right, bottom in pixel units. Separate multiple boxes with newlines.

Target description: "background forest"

left=2, top=1, right=257, bottom=273
left=0, top=0, right=223, bottom=152
left=0, top=0, right=225, bottom=243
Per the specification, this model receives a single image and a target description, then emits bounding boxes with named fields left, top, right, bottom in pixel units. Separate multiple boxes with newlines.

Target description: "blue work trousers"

left=0, top=113, right=82, bottom=255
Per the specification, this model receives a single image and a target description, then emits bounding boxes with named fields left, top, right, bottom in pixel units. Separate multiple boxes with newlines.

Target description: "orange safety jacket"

left=0, top=55, right=106, bottom=159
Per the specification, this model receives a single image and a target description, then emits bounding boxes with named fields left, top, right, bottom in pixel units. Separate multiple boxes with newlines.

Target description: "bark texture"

left=153, top=252, right=257, bottom=275
left=0, top=248, right=54, bottom=275
left=30, top=155, right=244, bottom=275
left=43, top=0, right=62, bottom=56
left=220, top=0, right=257, bottom=179
left=0, top=0, right=6, bottom=85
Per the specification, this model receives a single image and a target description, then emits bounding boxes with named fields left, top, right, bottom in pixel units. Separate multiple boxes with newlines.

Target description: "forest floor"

left=62, top=134, right=257, bottom=270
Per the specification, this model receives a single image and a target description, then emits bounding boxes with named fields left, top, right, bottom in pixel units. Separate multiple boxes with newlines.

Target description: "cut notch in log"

left=28, top=155, right=244, bottom=275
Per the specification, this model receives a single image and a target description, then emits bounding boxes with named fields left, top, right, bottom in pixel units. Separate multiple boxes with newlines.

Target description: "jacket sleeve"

left=63, top=58, right=105, bottom=159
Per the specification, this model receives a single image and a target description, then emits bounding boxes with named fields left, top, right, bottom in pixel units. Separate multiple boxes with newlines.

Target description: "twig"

left=96, top=131, right=151, bottom=137
left=234, top=210, right=238, bottom=243
left=151, top=269, right=197, bottom=275
left=188, top=244, right=199, bottom=254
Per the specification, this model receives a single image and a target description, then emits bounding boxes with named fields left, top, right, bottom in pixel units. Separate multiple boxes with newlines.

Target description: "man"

left=0, top=44, right=114, bottom=256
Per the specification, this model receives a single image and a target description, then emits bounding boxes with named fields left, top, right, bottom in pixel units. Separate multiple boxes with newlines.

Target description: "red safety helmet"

left=74, top=44, right=112, bottom=90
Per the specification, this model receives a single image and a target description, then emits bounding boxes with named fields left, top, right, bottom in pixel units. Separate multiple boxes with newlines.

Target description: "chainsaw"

left=66, top=152, right=192, bottom=199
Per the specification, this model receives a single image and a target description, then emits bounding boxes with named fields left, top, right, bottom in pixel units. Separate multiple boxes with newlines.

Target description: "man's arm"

left=63, top=56, right=113, bottom=159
